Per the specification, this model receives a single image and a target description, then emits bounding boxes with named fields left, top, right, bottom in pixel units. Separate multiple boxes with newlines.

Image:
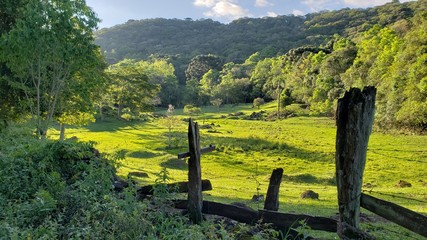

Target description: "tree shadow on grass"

left=160, top=158, right=188, bottom=170
left=283, top=173, right=336, bottom=186
left=127, top=150, right=159, bottom=158
left=81, top=119, right=150, bottom=133
left=199, top=135, right=334, bottom=173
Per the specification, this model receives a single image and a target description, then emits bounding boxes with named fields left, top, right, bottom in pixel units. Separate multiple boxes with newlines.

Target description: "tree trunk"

left=99, top=105, right=104, bottom=121
left=335, top=87, right=376, bottom=238
left=59, top=123, right=66, bottom=141
left=117, top=104, right=123, bottom=119
left=277, top=86, right=281, bottom=119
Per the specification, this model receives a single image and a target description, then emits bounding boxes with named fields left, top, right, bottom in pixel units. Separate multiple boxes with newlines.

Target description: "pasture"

left=51, top=102, right=427, bottom=239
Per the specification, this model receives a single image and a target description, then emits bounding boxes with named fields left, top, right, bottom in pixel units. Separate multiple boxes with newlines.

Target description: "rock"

left=301, top=190, right=319, bottom=199
left=251, top=194, right=264, bottom=202
left=113, top=179, right=129, bottom=191
left=128, top=171, right=149, bottom=178
left=396, top=180, right=411, bottom=188
left=199, top=124, right=213, bottom=129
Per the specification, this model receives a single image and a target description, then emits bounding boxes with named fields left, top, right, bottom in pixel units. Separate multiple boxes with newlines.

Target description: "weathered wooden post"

left=187, top=118, right=203, bottom=224
left=264, top=168, right=284, bottom=211
left=335, top=87, right=376, bottom=239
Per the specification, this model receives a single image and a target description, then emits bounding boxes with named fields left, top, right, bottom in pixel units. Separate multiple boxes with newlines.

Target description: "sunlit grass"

left=50, top=102, right=427, bottom=239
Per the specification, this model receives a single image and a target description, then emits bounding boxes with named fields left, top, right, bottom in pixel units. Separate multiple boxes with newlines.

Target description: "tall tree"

left=0, top=0, right=29, bottom=127
left=0, top=0, right=103, bottom=137
left=185, top=54, right=223, bottom=82
left=106, top=59, right=159, bottom=118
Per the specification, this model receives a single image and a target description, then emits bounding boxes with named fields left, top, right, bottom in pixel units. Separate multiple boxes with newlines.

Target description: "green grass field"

left=50, top=102, right=427, bottom=239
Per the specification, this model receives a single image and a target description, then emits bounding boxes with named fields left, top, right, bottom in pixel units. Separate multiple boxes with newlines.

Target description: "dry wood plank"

left=264, top=168, right=283, bottom=211
left=137, top=179, right=213, bottom=195
left=335, top=87, right=376, bottom=238
left=178, top=145, right=216, bottom=159
left=361, top=193, right=427, bottom=238
left=187, top=118, right=203, bottom=224
left=174, top=200, right=337, bottom=234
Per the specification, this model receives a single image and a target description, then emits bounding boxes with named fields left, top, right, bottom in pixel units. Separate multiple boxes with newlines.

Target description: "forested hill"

left=95, top=0, right=423, bottom=66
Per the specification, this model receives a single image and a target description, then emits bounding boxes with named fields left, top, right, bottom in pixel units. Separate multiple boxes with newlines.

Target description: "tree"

left=137, top=59, right=180, bottom=107
left=263, top=56, right=290, bottom=118
left=183, top=105, right=202, bottom=116
left=185, top=54, right=223, bottom=81
left=160, top=104, right=181, bottom=148
left=210, top=98, right=223, bottom=109
left=0, top=0, right=103, bottom=138
left=106, top=59, right=159, bottom=119
left=253, top=97, right=265, bottom=109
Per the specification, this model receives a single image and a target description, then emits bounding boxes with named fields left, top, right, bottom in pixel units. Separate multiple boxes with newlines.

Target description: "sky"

left=85, top=0, right=415, bottom=29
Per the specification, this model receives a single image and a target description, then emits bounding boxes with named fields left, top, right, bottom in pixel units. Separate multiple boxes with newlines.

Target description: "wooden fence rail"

left=137, top=180, right=212, bottom=196
left=361, top=193, right=427, bottom=237
left=174, top=200, right=337, bottom=234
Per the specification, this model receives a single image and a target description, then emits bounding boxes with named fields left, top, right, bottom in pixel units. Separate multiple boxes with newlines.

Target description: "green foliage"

left=183, top=105, right=202, bottom=115
left=253, top=97, right=265, bottom=109
left=185, top=54, right=224, bottom=81
left=210, top=98, right=223, bottom=108
left=0, top=0, right=104, bottom=137
left=105, top=59, right=160, bottom=119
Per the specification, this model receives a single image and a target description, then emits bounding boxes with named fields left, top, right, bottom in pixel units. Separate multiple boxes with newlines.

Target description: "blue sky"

left=86, top=0, right=415, bottom=29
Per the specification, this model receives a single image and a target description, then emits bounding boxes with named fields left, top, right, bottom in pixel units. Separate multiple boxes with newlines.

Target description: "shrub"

left=253, top=97, right=265, bottom=109
left=183, top=105, right=202, bottom=115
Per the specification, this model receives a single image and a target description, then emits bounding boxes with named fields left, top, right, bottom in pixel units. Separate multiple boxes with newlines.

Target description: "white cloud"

left=292, top=10, right=305, bottom=16
left=194, top=0, right=217, bottom=7
left=267, top=11, right=278, bottom=17
left=255, top=0, right=272, bottom=7
left=195, top=0, right=250, bottom=20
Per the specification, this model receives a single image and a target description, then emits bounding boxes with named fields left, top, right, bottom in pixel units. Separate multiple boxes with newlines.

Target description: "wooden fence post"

left=187, top=118, right=203, bottom=224
left=264, top=168, right=284, bottom=211
left=335, top=87, right=376, bottom=239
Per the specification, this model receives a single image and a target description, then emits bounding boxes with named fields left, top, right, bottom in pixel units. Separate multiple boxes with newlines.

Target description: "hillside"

left=94, top=0, right=424, bottom=66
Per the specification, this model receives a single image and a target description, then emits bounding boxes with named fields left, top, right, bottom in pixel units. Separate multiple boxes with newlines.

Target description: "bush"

left=253, top=97, right=265, bottom=109
left=183, top=105, right=202, bottom=115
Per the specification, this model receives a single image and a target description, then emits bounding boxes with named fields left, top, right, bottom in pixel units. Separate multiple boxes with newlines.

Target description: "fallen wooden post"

left=187, top=118, right=203, bottom=224
left=174, top=200, right=337, bottom=234
left=361, top=193, right=427, bottom=238
left=264, top=168, right=283, bottom=211
left=335, top=87, right=376, bottom=239
left=259, top=209, right=338, bottom=232
left=178, top=145, right=216, bottom=159
left=137, top=179, right=213, bottom=195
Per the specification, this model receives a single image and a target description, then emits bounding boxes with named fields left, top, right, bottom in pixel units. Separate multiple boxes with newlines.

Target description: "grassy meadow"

left=50, top=102, right=427, bottom=239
